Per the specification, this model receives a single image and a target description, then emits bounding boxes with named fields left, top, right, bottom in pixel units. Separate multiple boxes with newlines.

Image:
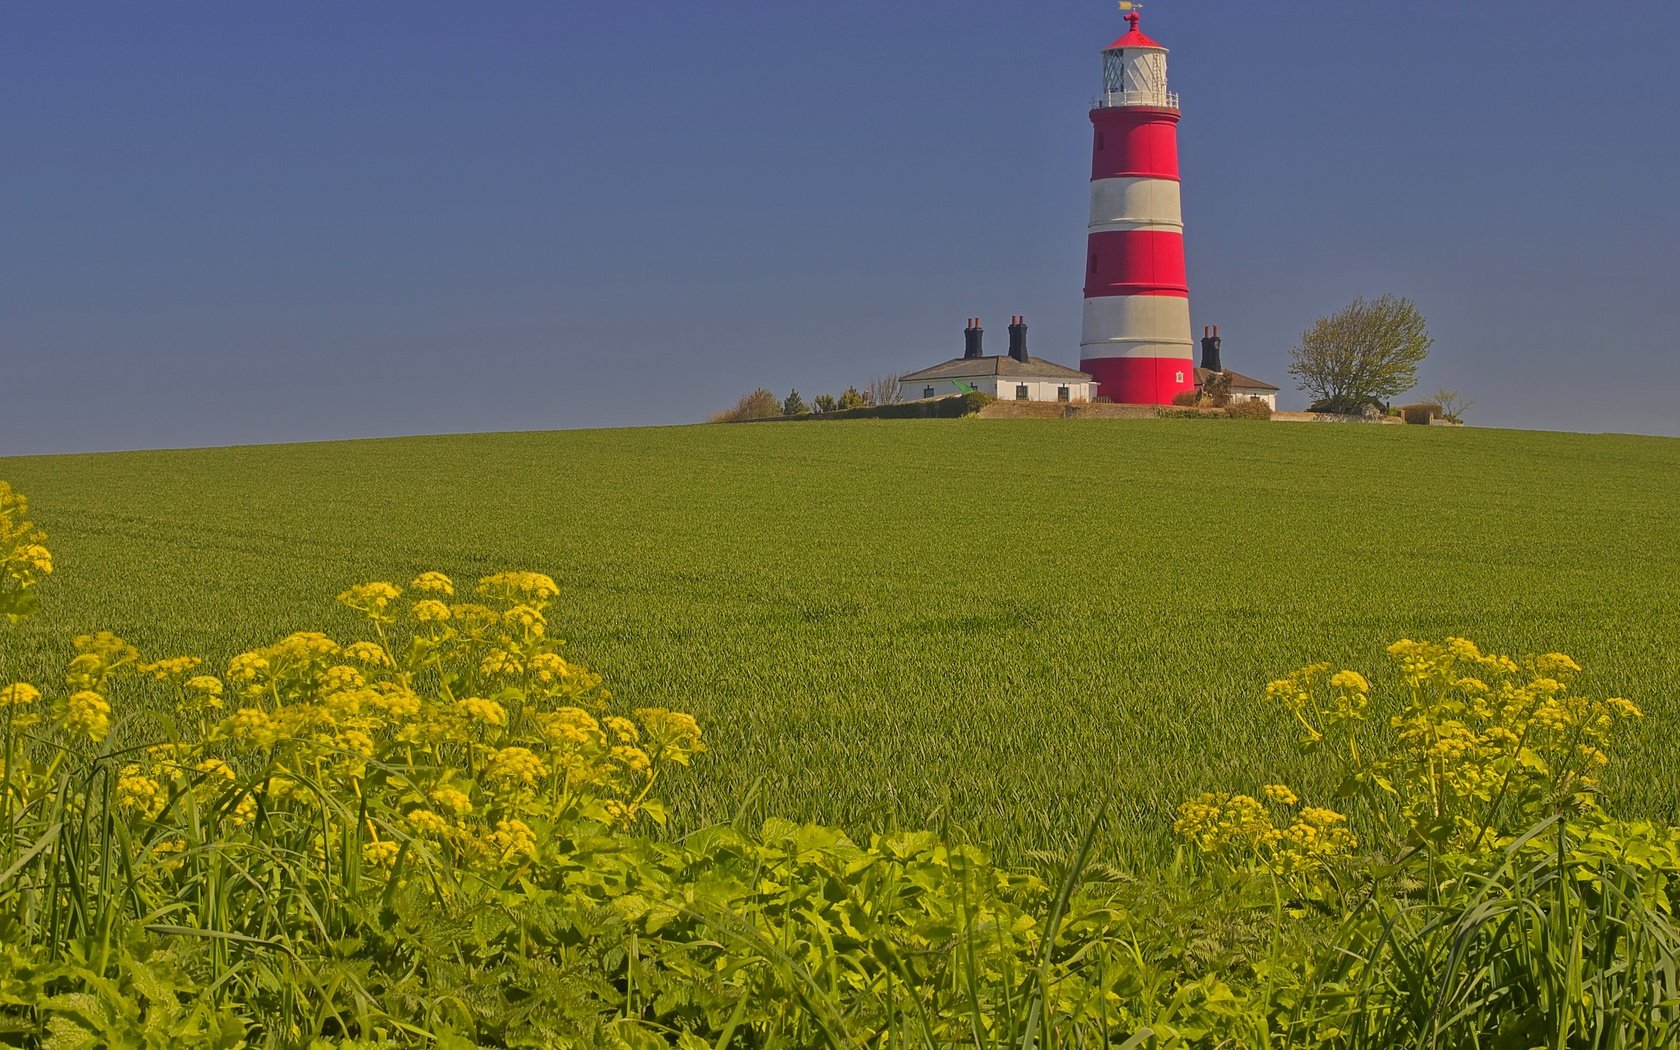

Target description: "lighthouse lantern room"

left=1080, top=9, right=1195, bottom=405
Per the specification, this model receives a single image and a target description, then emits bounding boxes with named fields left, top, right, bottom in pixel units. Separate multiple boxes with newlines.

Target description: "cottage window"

left=1058, top=386, right=1070, bottom=402
left=1016, top=385, right=1029, bottom=400
left=924, top=386, right=935, bottom=399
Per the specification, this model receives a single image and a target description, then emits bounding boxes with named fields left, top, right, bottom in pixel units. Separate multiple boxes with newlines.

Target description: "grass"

left=3, top=419, right=1678, bottom=864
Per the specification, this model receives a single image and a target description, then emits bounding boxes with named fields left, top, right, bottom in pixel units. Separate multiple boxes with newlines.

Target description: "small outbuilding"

left=899, top=318, right=1095, bottom=404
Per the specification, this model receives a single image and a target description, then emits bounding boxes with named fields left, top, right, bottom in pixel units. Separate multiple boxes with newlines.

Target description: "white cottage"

left=899, top=318, right=1095, bottom=405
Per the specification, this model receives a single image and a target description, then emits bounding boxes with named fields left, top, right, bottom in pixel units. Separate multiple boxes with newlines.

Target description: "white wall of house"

left=900, top=376, right=1095, bottom=404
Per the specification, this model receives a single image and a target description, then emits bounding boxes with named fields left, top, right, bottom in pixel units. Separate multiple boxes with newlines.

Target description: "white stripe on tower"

left=1080, top=297, right=1193, bottom=358
left=1087, top=176, right=1183, bottom=236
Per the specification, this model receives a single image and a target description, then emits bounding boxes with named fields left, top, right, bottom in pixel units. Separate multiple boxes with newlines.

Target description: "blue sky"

left=4, top=1, right=1677, bottom=454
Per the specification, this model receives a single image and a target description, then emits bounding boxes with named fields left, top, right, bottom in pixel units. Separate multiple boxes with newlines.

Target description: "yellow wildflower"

left=1607, top=696, right=1643, bottom=719
left=410, top=571, right=455, bottom=596
left=430, top=786, right=473, bottom=816
left=405, top=809, right=451, bottom=837
left=529, top=652, right=572, bottom=682
left=365, top=684, right=421, bottom=720
left=1534, top=652, right=1582, bottom=675
left=183, top=675, right=225, bottom=707
left=611, top=745, right=651, bottom=777
left=196, top=757, right=236, bottom=781
left=363, top=840, right=400, bottom=868
left=225, top=707, right=281, bottom=748
left=320, top=665, right=365, bottom=691
left=139, top=656, right=202, bottom=681
left=448, top=603, right=500, bottom=631
left=337, top=582, right=401, bottom=619
left=1329, top=670, right=1368, bottom=693
left=1262, top=784, right=1299, bottom=807
left=20, top=544, right=53, bottom=575
left=502, top=604, right=546, bottom=637
left=116, top=766, right=166, bottom=819
left=479, top=649, right=523, bottom=676
left=413, top=599, right=451, bottom=624
left=603, top=716, right=638, bottom=743
left=0, top=682, right=41, bottom=707
left=485, top=746, right=548, bottom=786
left=454, top=696, right=508, bottom=727
left=485, top=819, right=538, bottom=862
left=63, top=690, right=111, bottom=741
left=342, top=641, right=392, bottom=667
left=227, top=652, right=270, bottom=687
left=477, top=572, right=559, bottom=606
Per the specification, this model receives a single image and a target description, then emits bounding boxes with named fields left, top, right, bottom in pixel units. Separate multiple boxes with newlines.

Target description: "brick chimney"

left=1199, top=324, right=1223, bottom=372
left=1008, top=316, right=1029, bottom=363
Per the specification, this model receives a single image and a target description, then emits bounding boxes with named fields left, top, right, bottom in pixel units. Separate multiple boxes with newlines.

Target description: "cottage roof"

left=901, top=355, right=1092, bottom=383
left=1194, top=366, right=1279, bottom=392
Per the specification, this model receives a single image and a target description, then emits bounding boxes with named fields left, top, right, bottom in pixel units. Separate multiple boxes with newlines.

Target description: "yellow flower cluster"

left=0, top=531, right=705, bottom=897
left=1173, top=788, right=1356, bottom=876
left=1218, top=638, right=1646, bottom=866
left=1, top=682, right=41, bottom=708
left=0, top=482, right=52, bottom=626
left=63, top=690, right=112, bottom=741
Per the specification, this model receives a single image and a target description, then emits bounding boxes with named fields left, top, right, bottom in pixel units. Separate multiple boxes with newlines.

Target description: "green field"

left=3, top=419, right=1677, bottom=863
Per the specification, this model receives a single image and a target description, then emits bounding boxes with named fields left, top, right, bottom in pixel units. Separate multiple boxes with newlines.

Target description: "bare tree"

left=867, top=373, right=902, bottom=406
left=1289, top=295, right=1433, bottom=413
left=1431, top=388, right=1475, bottom=423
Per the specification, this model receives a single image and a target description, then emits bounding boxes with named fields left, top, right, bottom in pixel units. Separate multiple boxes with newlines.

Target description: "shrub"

left=1201, top=372, right=1233, bottom=408
left=1171, top=390, right=1200, bottom=407
left=781, top=388, right=808, bottom=416
left=837, top=385, right=867, bottom=410
left=709, top=387, right=781, bottom=422
left=1227, top=397, right=1272, bottom=420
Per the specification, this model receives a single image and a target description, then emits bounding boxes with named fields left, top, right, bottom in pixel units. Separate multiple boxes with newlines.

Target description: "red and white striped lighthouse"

left=1080, top=10, right=1194, bottom=404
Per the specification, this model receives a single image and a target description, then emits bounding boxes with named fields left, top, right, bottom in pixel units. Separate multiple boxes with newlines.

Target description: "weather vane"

left=1118, top=1, right=1144, bottom=11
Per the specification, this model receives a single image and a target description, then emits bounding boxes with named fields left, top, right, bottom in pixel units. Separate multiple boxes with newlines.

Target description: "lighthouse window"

left=1175, top=371, right=1185, bottom=384
left=1016, top=385, right=1030, bottom=400
left=1103, top=51, right=1126, bottom=94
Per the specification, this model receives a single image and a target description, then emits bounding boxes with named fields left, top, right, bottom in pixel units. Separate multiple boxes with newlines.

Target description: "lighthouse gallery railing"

left=1091, top=90, right=1180, bottom=110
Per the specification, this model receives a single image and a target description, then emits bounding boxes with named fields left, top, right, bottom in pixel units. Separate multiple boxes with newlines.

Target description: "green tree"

left=782, top=389, right=808, bottom=417
left=1289, top=294, right=1433, bottom=414
left=812, top=394, right=837, bottom=413
left=837, top=386, right=866, bottom=411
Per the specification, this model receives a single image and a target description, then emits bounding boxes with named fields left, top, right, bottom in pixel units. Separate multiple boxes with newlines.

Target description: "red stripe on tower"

left=1079, top=11, right=1195, bottom=405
